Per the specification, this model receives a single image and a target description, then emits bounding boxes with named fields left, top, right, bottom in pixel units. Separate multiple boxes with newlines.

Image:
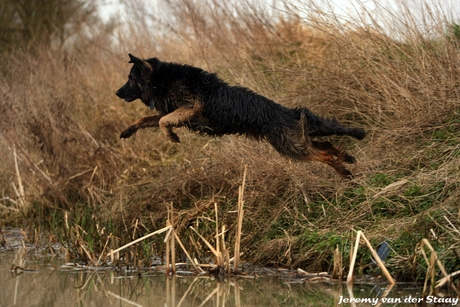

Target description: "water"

left=1, top=229, right=458, bottom=307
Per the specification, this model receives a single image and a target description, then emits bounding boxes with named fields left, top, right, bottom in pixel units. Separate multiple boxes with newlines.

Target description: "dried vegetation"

left=1, top=0, right=460, bottom=282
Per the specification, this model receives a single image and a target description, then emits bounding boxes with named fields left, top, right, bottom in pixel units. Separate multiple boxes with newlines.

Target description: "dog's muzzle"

left=116, top=88, right=124, bottom=99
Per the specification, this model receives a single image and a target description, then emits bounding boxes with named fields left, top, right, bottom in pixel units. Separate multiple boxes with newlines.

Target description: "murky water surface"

left=1, top=228, right=458, bottom=307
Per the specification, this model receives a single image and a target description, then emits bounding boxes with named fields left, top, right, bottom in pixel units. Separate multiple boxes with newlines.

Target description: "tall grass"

left=1, top=0, right=459, bottom=279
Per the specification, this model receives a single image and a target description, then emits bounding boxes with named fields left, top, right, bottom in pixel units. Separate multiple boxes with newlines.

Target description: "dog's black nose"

left=116, top=88, right=123, bottom=98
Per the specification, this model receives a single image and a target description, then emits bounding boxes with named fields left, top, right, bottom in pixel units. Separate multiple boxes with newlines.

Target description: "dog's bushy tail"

left=296, top=108, right=366, bottom=140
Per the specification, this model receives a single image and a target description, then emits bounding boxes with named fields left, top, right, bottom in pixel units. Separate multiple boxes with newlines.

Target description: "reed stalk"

left=234, top=164, right=247, bottom=273
left=347, top=231, right=361, bottom=284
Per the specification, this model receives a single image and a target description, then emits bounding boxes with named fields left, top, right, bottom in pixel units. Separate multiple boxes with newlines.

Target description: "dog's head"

left=116, top=54, right=159, bottom=110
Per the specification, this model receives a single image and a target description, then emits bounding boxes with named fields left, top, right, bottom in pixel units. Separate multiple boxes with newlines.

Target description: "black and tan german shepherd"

left=116, top=54, right=365, bottom=178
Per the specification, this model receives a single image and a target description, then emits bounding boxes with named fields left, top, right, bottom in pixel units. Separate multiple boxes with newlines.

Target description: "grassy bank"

left=1, top=0, right=460, bottom=281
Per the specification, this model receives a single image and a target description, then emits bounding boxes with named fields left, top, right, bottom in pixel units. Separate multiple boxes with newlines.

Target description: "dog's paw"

left=341, top=169, right=354, bottom=180
left=166, top=132, right=180, bottom=143
left=120, top=126, right=137, bottom=139
left=343, top=153, right=357, bottom=164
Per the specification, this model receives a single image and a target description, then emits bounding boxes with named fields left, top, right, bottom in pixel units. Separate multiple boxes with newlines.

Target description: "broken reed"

left=17, top=163, right=460, bottom=287
left=189, top=165, right=247, bottom=275
left=33, top=164, right=460, bottom=287
left=234, top=164, right=247, bottom=273
left=419, top=238, right=459, bottom=297
left=346, top=230, right=395, bottom=284
left=20, top=186, right=460, bottom=291
left=104, top=165, right=248, bottom=275
left=335, top=231, right=459, bottom=295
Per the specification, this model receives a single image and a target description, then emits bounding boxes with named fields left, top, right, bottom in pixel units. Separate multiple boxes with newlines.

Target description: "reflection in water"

left=1, top=248, right=452, bottom=307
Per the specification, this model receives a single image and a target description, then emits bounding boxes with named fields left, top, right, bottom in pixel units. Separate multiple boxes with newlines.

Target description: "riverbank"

left=3, top=227, right=452, bottom=307
left=1, top=0, right=459, bottom=284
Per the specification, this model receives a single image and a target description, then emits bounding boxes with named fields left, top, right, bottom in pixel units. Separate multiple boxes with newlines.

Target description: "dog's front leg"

left=120, top=115, right=162, bottom=139
left=158, top=106, right=201, bottom=143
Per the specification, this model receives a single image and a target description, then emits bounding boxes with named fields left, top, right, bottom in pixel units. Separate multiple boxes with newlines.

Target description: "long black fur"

left=116, top=54, right=365, bottom=177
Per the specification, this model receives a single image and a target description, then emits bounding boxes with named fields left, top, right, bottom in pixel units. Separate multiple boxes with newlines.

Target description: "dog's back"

left=192, top=71, right=365, bottom=140
left=192, top=71, right=300, bottom=139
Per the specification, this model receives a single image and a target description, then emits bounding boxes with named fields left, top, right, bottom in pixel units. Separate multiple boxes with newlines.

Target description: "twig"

left=347, top=230, right=361, bottom=284
left=215, top=203, right=223, bottom=266
left=170, top=203, right=176, bottom=274
left=13, top=147, right=26, bottom=209
left=96, top=234, right=112, bottom=267
left=360, top=233, right=395, bottom=284
left=190, top=226, right=219, bottom=257
left=174, top=231, right=205, bottom=273
left=234, top=164, right=247, bottom=273
left=436, top=270, right=460, bottom=289
left=166, top=209, right=171, bottom=274
left=107, top=225, right=172, bottom=257
left=420, top=238, right=458, bottom=294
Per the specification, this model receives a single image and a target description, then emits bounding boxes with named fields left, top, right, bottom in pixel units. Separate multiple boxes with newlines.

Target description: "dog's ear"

left=128, top=53, right=153, bottom=73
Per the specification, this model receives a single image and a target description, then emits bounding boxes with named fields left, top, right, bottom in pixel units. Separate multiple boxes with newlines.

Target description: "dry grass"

left=0, top=0, right=459, bottom=280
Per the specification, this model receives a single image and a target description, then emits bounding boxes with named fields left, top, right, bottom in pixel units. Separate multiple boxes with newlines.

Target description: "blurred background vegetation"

left=0, top=0, right=459, bottom=280
left=0, top=0, right=110, bottom=52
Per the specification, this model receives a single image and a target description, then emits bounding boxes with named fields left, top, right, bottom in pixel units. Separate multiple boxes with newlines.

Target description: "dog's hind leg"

left=120, top=115, right=162, bottom=139
left=304, top=142, right=355, bottom=178
left=158, top=105, right=203, bottom=143
left=311, top=141, right=357, bottom=164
